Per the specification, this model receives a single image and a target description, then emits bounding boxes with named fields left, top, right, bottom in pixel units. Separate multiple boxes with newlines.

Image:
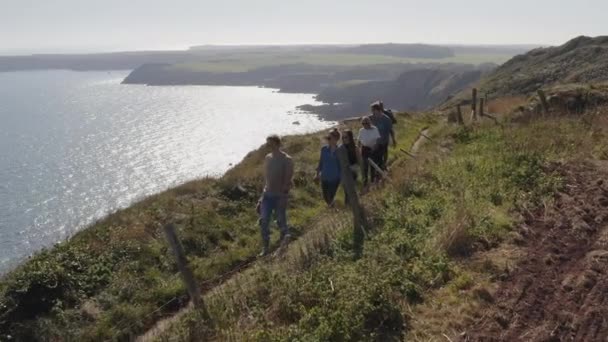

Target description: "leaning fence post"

left=337, top=146, right=366, bottom=259
left=471, top=88, right=478, bottom=122
left=537, top=89, right=549, bottom=115
left=479, top=98, right=485, bottom=117
left=456, top=104, right=464, bottom=125
left=163, top=223, right=210, bottom=320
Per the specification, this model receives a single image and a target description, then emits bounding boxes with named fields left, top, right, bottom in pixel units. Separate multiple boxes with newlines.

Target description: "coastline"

left=0, top=117, right=355, bottom=338
left=0, top=71, right=336, bottom=275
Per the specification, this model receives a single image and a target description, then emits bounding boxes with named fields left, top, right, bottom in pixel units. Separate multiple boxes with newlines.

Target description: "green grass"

left=153, top=111, right=608, bottom=341
left=0, top=130, right=335, bottom=340
left=168, top=52, right=513, bottom=73
left=3, top=106, right=606, bottom=341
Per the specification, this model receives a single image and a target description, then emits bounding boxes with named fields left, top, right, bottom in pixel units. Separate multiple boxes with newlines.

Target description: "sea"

left=0, top=70, right=333, bottom=273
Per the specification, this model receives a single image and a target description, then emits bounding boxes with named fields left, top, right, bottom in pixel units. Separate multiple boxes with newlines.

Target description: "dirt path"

left=462, top=161, right=608, bottom=341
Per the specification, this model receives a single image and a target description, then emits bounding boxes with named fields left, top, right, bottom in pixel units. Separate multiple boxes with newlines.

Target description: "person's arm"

left=315, top=148, right=323, bottom=181
left=284, top=158, right=294, bottom=194
left=388, top=118, right=397, bottom=148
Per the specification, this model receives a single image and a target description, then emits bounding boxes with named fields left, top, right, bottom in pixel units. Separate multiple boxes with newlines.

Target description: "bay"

left=0, top=70, right=333, bottom=272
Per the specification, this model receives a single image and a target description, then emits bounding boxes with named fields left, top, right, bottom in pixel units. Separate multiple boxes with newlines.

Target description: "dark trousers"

left=362, top=146, right=381, bottom=185
left=321, top=180, right=340, bottom=205
left=378, top=143, right=389, bottom=170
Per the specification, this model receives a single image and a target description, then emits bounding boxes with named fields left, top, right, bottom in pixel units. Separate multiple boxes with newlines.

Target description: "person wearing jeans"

left=258, top=134, right=294, bottom=256
left=357, top=116, right=381, bottom=187
left=315, top=129, right=341, bottom=207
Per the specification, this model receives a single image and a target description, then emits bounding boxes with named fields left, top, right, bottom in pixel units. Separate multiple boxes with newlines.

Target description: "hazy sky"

left=1, top=0, right=607, bottom=53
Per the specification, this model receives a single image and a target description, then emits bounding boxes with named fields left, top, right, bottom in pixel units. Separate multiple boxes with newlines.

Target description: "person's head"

left=266, top=134, right=281, bottom=151
left=325, top=128, right=340, bottom=146
left=361, top=116, right=372, bottom=129
left=342, top=129, right=354, bottom=145
left=371, top=102, right=383, bottom=116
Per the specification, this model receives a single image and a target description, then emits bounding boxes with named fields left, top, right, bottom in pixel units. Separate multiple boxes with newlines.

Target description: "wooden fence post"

left=337, top=146, right=366, bottom=259
left=537, top=89, right=549, bottom=115
left=368, top=158, right=390, bottom=181
left=456, top=104, right=464, bottom=125
left=163, top=223, right=210, bottom=320
left=479, top=98, right=485, bottom=117
left=471, top=88, right=478, bottom=122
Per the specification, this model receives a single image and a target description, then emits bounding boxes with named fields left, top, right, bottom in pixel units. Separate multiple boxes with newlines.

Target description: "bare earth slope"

left=463, top=160, right=608, bottom=341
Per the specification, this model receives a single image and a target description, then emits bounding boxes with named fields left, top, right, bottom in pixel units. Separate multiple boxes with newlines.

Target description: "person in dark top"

left=341, top=129, right=360, bottom=205
left=315, top=129, right=341, bottom=207
left=378, top=101, right=397, bottom=124
left=377, top=101, right=397, bottom=168
left=369, top=102, right=397, bottom=171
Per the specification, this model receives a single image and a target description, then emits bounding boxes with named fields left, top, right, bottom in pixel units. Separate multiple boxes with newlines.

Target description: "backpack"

left=384, top=109, right=397, bottom=124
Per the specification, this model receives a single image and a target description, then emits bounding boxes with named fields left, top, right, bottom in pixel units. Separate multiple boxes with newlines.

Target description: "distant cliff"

left=301, top=67, right=487, bottom=119
left=123, top=62, right=490, bottom=119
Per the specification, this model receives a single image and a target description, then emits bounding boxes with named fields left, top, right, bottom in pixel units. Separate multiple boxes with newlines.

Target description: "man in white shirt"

left=357, top=116, right=381, bottom=186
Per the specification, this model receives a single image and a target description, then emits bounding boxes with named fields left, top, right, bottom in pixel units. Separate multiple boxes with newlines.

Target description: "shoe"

left=280, top=233, right=291, bottom=246
left=259, top=243, right=270, bottom=257
left=259, top=248, right=269, bottom=257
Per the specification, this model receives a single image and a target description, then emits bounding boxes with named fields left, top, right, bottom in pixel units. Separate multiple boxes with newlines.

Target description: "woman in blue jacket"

left=315, top=128, right=341, bottom=206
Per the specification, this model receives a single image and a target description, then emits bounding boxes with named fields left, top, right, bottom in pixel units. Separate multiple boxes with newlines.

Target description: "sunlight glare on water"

left=0, top=70, right=334, bottom=272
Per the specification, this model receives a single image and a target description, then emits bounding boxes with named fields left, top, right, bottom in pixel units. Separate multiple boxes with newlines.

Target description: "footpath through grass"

left=153, top=111, right=608, bottom=341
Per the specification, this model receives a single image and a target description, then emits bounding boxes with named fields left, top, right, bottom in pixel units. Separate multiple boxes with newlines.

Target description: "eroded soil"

left=464, top=161, right=608, bottom=342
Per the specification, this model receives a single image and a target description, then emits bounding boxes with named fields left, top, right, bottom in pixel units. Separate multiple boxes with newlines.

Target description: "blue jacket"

left=317, top=145, right=341, bottom=182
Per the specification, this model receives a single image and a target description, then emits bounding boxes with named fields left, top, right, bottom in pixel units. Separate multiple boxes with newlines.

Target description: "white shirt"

left=358, top=126, right=381, bottom=148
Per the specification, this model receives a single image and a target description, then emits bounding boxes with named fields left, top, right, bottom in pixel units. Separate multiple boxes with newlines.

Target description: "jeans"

left=321, top=180, right=340, bottom=205
left=259, top=192, right=289, bottom=246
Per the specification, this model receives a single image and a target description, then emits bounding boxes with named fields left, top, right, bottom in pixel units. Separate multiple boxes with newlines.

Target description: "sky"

left=1, top=0, right=607, bottom=54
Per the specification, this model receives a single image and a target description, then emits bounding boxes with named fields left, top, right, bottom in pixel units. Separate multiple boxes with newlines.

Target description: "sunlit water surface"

left=0, top=70, right=333, bottom=272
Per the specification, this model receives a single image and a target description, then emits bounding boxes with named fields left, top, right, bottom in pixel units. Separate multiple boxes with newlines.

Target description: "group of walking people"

left=257, top=101, right=397, bottom=256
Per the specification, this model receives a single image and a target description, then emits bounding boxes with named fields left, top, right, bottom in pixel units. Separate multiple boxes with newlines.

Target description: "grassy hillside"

left=0, top=130, right=326, bottom=339
left=0, top=113, right=428, bottom=340
left=145, top=102, right=608, bottom=340
left=2, top=95, right=607, bottom=341
left=479, top=35, right=608, bottom=97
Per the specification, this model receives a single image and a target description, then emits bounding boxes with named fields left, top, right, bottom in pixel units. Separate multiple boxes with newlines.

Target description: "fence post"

left=456, top=104, right=464, bottom=125
left=537, top=89, right=549, bottom=115
left=479, top=98, right=485, bottom=117
left=337, top=146, right=366, bottom=259
left=163, top=223, right=210, bottom=320
left=471, top=88, right=478, bottom=122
